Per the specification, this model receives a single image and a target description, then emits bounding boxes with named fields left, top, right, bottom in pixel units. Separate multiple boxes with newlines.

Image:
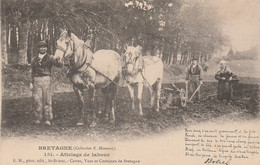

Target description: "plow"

left=160, top=81, right=202, bottom=109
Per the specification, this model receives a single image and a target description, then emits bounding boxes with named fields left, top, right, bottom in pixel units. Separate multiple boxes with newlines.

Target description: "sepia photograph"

left=1, top=0, right=260, bottom=164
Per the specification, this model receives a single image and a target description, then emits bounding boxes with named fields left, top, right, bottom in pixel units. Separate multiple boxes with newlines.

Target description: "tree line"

left=1, top=0, right=229, bottom=65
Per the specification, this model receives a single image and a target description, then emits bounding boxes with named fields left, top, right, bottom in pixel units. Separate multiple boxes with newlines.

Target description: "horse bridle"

left=122, top=52, right=140, bottom=71
left=56, top=38, right=75, bottom=60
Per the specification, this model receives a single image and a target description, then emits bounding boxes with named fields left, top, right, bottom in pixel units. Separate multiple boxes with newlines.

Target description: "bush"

left=200, top=63, right=209, bottom=72
left=2, top=64, right=70, bottom=87
left=164, top=64, right=183, bottom=76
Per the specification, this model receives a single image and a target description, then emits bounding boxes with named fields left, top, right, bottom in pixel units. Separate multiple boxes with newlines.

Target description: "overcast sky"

left=209, top=0, right=260, bottom=51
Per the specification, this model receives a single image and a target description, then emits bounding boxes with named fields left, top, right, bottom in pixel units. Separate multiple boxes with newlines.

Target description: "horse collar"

left=56, top=45, right=67, bottom=52
left=83, top=44, right=91, bottom=50
left=66, top=39, right=76, bottom=58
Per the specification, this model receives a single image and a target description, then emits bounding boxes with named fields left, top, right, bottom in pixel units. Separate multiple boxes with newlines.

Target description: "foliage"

left=228, top=46, right=259, bottom=60
left=2, top=0, right=229, bottom=65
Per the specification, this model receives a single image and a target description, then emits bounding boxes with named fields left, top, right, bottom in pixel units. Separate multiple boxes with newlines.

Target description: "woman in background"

left=215, top=60, right=237, bottom=105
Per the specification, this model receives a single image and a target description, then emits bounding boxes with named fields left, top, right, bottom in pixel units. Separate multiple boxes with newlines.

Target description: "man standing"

left=30, top=41, right=61, bottom=126
left=185, top=57, right=203, bottom=102
left=215, top=60, right=237, bottom=105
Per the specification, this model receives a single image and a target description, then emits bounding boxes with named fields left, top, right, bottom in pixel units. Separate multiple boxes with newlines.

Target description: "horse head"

left=54, top=29, right=75, bottom=64
left=122, top=45, right=143, bottom=76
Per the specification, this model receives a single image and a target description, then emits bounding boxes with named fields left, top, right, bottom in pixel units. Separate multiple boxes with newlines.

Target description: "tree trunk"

left=17, top=15, right=28, bottom=64
left=1, top=9, right=8, bottom=65
left=187, top=51, right=191, bottom=64
left=7, top=23, right=10, bottom=61
left=27, top=21, right=34, bottom=63
left=33, top=20, right=41, bottom=57
left=48, top=20, right=54, bottom=55
left=10, top=21, right=18, bottom=63
left=169, top=42, right=175, bottom=65
left=169, top=53, right=174, bottom=65
left=42, top=19, right=47, bottom=40
left=36, top=19, right=42, bottom=41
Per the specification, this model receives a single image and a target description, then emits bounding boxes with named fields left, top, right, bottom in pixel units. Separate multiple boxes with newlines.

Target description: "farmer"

left=215, top=60, right=236, bottom=105
left=29, top=41, right=62, bottom=126
left=185, top=57, right=204, bottom=102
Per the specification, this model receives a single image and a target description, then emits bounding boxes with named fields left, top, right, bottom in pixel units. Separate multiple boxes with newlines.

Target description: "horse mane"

left=71, top=33, right=84, bottom=47
left=69, top=33, right=94, bottom=71
left=124, top=46, right=136, bottom=55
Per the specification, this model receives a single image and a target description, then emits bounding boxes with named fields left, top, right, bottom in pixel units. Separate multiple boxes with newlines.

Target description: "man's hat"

left=192, top=56, right=198, bottom=61
left=38, top=41, right=48, bottom=47
left=219, top=60, right=226, bottom=64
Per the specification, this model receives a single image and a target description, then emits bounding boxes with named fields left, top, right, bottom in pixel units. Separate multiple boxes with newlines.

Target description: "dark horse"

left=54, top=29, right=121, bottom=126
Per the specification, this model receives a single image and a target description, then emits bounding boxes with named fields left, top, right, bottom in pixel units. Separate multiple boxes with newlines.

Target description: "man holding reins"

left=30, top=41, right=62, bottom=126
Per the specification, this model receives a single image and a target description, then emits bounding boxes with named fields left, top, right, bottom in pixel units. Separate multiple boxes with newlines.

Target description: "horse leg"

left=127, top=84, right=135, bottom=111
left=101, top=87, right=110, bottom=121
left=137, top=82, right=143, bottom=115
left=149, top=85, right=155, bottom=109
left=73, top=85, right=85, bottom=126
left=97, top=89, right=102, bottom=115
left=155, top=78, right=162, bottom=112
left=88, top=85, right=97, bottom=127
left=108, top=82, right=118, bottom=123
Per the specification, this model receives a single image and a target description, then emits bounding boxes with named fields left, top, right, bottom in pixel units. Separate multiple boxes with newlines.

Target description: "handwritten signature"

left=204, top=158, right=232, bottom=165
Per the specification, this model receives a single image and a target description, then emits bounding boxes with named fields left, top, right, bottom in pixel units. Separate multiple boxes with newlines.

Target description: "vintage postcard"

left=1, top=0, right=259, bottom=165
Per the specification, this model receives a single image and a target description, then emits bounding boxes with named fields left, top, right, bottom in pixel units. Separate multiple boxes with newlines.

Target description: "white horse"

left=54, top=29, right=121, bottom=126
left=122, top=45, right=164, bottom=115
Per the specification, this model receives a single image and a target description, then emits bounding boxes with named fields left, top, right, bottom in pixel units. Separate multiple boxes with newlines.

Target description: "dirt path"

left=2, top=82, right=259, bottom=141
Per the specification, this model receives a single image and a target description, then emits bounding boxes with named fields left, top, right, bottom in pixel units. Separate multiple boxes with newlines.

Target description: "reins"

left=57, top=34, right=153, bottom=89
left=88, top=65, right=123, bottom=86
left=60, top=36, right=125, bottom=86
left=123, top=52, right=155, bottom=93
left=140, top=70, right=154, bottom=93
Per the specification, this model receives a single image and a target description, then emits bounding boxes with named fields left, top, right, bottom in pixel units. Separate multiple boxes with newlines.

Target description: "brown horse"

left=54, top=29, right=121, bottom=126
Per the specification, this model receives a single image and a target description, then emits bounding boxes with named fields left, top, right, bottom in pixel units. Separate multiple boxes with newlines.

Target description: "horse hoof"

left=90, top=122, right=97, bottom=128
left=76, top=122, right=84, bottom=126
left=104, top=116, right=109, bottom=121
left=76, top=119, right=84, bottom=126
left=139, top=112, right=143, bottom=116
left=155, top=108, right=159, bottom=112
left=109, top=119, right=115, bottom=124
left=104, top=113, right=109, bottom=121
left=98, top=110, right=102, bottom=114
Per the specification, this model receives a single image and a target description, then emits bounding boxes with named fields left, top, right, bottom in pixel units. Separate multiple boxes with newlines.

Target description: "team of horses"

left=54, top=29, right=164, bottom=126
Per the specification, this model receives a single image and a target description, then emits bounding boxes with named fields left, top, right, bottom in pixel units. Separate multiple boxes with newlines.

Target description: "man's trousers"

left=32, top=76, right=53, bottom=121
left=188, top=75, right=200, bottom=101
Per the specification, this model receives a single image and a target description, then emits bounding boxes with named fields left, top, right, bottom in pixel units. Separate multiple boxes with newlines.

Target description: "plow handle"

left=185, top=81, right=188, bottom=99
left=189, top=83, right=202, bottom=101
left=171, top=82, right=181, bottom=92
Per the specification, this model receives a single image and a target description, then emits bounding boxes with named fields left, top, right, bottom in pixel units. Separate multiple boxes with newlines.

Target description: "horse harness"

left=57, top=38, right=153, bottom=88
left=56, top=38, right=122, bottom=86
left=122, top=51, right=142, bottom=74
left=123, top=53, right=154, bottom=92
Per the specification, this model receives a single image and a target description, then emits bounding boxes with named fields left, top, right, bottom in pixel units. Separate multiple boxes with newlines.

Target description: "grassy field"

left=164, top=59, right=260, bottom=84
left=205, top=59, right=260, bottom=82
left=2, top=82, right=259, bottom=141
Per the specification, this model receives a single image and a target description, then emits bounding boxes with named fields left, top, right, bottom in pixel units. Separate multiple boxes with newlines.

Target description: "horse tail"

left=116, top=52, right=123, bottom=84
left=114, top=59, right=122, bottom=84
